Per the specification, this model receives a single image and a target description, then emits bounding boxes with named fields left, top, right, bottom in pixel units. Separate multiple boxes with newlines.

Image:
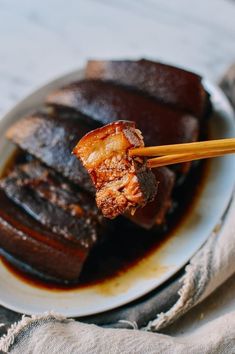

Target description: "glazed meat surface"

left=0, top=190, right=95, bottom=282
left=0, top=161, right=102, bottom=243
left=47, top=80, right=199, bottom=148
left=130, top=167, right=175, bottom=229
left=6, top=111, right=95, bottom=192
left=73, top=121, right=157, bottom=219
left=85, top=59, right=209, bottom=119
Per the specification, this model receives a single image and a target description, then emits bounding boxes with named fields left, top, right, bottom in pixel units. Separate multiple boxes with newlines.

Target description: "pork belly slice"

left=129, top=167, right=175, bottom=229
left=0, top=190, right=96, bottom=282
left=46, top=80, right=199, bottom=148
left=0, top=161, right=102, bottom=243
left=85, top=59, right=210, bottom=119
left=6, top=112, right=95, bottom=192
left=73, top=121, right=157, bottom=219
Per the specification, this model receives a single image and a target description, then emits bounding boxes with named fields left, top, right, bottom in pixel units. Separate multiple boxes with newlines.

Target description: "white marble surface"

left=0, top=0, right=235, bottom=336
left=0, top=0, right=235, bottom=116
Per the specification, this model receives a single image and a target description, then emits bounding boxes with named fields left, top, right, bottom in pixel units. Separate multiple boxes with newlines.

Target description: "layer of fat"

left=80, top=132, right=132, bottom=168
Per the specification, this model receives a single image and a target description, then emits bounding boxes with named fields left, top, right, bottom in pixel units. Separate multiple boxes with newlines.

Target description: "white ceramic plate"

left=0, top=71, right=234, bottom=317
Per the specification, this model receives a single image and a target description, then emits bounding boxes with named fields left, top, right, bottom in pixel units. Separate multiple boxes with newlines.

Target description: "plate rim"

left=0, top=70, right=234, bottom=317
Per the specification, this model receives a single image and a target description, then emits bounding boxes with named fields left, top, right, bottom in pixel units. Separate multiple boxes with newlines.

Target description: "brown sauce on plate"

left=0, top=149, right=209, bottom=291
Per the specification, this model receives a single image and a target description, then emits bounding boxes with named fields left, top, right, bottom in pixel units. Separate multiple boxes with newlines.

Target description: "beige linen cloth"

left=1, top=65, right=235, bottom=353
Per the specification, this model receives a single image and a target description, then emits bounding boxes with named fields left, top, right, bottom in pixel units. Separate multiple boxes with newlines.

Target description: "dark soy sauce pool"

left=0, top=150, right=209, bottom=291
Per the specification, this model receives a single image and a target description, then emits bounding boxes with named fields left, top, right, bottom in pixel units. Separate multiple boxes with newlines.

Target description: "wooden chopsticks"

left=147, top=148, right=235, bottom=168
left=129, top=138, right=235, bottom=168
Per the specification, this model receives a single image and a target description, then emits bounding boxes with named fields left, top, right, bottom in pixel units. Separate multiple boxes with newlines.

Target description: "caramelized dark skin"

left=47, top=80, right=199, bottom=147
left=0, top=161, right=102, bottom=243
left=0, top=190, right=93, bottom=282
left=6, top=112, right=95, bottom=192
left=86, top=59, right=209, bottom=119
left=129, top=167, right=175, bottom=229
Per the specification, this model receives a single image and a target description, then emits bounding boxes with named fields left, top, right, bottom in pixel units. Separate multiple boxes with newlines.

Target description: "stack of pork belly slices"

left=0, top=115, right=105, bottom=283
left=0, top=59, right=211, bottom=283
left=0, top=162, right=102, bottom=282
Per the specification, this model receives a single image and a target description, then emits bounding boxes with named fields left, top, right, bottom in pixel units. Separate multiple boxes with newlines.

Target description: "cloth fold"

left=1, top=64, right=235, bottom=353
left=148, top=197, right=235, bottom=331
left=1, top=312, right=235, bottom=353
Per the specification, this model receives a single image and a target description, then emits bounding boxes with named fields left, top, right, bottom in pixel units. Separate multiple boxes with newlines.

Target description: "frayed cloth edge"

left=144, top=228, right=219, bottom=332
left=0, top=312, right=73, bottom=352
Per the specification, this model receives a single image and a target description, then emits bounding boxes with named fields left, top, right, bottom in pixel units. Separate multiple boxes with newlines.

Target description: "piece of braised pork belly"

left=6, top=111, right=95, bottom=192
left=46, top=80, right=199, bottom=148
left=85, top=59, right=210, bottom=119
left=0, top=160, right=102, bottom=242
left=73, top=121, right=157, bottom=219
left=0, top=190, right=95, bottom=283
left=129, top=167, right=175, bottom=229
